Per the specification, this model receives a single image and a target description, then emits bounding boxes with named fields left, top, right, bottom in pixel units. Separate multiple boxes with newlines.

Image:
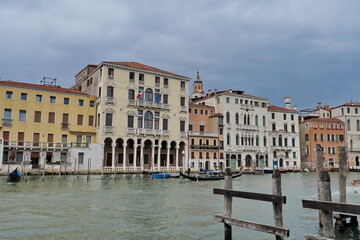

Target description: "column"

left=185, top=144, right=189, bottom=170
left=157, top=145, right=161, bottom=171
left=151, top=146, right=156, bottom=171
left=140, top=145, right=144, bottom=171
left=122, top=143, right=127, bottom=171
left=175, top=146, right=180, bottom=171
left=111, top=142, right=116, bottom=170
left=166, top=146, right=170, bottom=171
left=134, top=144, right=138, bottom=171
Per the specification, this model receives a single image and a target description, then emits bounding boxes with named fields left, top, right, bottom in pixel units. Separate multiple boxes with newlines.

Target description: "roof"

left=191, top=89, right=268, bottom=102
left=268, top=105, right=297, bottom=113
left=104, top=61, right=189, bottom=79
left=0, top=80, right=89, bottom=96
left=189, top=102, right=215, bottom=109
left=303, top=118, right=344, bottom=124
left=333, top=102, right=360, bottom=109
left=209, top=113, right=224, bottom=118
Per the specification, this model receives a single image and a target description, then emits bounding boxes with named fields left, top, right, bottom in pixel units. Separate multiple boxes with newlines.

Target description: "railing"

left=61, top=123, right=70, bottom=129
left=145, top=101, right=155, bottom=108
left=272, top=146, right=293, bottom=151
left=163, top=130, right=170, bottom=136
left=180, top=106, right=187, bottom=112
left=180, top=132, right=187, bottom=138
left=106, top=97, right=115, bottom=104
left=135, top=100, right=170, bottom=110
left=139, top=80, right=144, bottom=85
left=70, top=142, right=89, bottom=148
left=104, top=126, right=114, bottom=133
left=1, top=141, right=71, bottom=149
left=181, top=87, right=186, bottom=91
left=129, top=78, right=135, bottom=83
left=240, top=104, right=254, bottom=110
left=128, top=99, right=136, bottom=106
left=127, top=128, right=136, bottom=134
left=191, top=145, right=221, bottom=151
left=108, top=75, right=114, bottom=79
left=237, top=124, right=260, bottom=131
left=189, top=131, right=219, bottom=137
left=2, top=118, right=12, bottom=126
left=234, top=145, right=262, bottom=152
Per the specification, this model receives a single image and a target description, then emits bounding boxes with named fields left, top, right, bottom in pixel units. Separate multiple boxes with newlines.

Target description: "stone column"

left=134, top=144, right=138, bottom=171
left=175, top=146, right=180, bottom=170
left=166, top=146, right=170, bottom=171
left=157, top=145, right=161, bottom=171
left=122, top=143, right=127, bottom=171
left=111, top=142, right=116, bottom=170
left=151, top=146, right=156, bottom=172
left=140, top=145, right=144, bottom=171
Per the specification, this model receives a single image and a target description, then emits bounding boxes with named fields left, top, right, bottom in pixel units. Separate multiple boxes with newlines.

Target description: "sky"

left=1, top=0, right=360, bottom=110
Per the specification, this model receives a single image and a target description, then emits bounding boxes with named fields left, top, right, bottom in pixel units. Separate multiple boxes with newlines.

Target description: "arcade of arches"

left=103, top=138, right=187, bottom=171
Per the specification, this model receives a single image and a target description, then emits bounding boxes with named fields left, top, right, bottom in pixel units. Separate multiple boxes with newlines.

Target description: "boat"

left=152, top=173, right=170, bottom=179
left=351, top=179, right=360, bottom=186
left=168, top=173, right=180, bottom=178
left=8, top=168, right=22, bottom=182
left=180, top=171, right=242, bottom=181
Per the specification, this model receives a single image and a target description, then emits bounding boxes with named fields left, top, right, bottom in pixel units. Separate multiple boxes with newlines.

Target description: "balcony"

left=128, top=99, right=136, bottom=106
left=181, top=87, right=186, bottom=91
left=240, top=104, right=254, bottom=111
left=2, top=140, right=70, bottom=150
left=129, top=78, right=135, bottom=83
left=127, top=128, right=136, bottom=134
left=190, top=145, right=221, bottom=151
left=237, top=124, right=261, bottom=131
left=189, top=131, right=219, bottom=137
left=108, top=75, right=114, bottom=79
left=61, top=123, right=70, bottom=129
left=272, top=146, right=293, bottom=151
left=104, top=126, right=114, bottom=133
left=180, top=106, right=187, bottom=112
left=70, top=142, right=89, bottom=148
left=139, top=80, right=144, bottom=85
left=2, top=118, right=12, bottom=126
left=180, top=132, right=187, bottom=138
left=106, top=97, right=115, bottom=104
left=162, top=130, right=170, bottom=136
left=136, top=100, right=170, bottom=110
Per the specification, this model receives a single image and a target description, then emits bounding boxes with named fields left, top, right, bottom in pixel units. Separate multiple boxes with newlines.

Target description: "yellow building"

left=73, top=61, right=190, bottom=172
left=0, top=80, right=97, bottom=172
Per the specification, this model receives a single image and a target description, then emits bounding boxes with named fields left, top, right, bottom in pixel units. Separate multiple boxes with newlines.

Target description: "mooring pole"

left=87, top=158, right=90, bottom=181
left=74, top=158, right=76, bottom=176
left=272, top=169, right=284, bottom=240
left=42, top=157, right=46, bottom=182
left=224, top=168, right=232, bottom=240
left=315, top=144, right=324, bottom=227
left=319, top=171, right=334, bottom=239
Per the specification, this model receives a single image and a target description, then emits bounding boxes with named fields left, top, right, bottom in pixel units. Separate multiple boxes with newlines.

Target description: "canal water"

left=1, top=172, right=360, bottom=240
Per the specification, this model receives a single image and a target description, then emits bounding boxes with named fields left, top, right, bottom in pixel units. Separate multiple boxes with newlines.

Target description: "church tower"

left=192, top=70, right=205, bottom=98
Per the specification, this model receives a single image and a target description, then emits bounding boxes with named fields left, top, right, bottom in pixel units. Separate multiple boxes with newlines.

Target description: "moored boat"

left=8, top=168, right=22, bottom=182
left=152, top=173, right=170, bottom=179
left=180, top=171, right=242, bottom=181
left=351, top=179, right=360, bottom=186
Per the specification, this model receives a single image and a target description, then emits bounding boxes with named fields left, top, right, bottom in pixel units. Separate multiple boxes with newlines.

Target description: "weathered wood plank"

left=319, top=171, right=334, bottom=238
left=273, top=169, right=284, bottom=240
left=224, top=168, right=232, bottom=240
left=304, top=234, right=334, bottom=240
left=213, top=188, right=286, bottom=204
left=215, top=215, right=289, bottom=237
left=303, top=199, right=360, bottom=215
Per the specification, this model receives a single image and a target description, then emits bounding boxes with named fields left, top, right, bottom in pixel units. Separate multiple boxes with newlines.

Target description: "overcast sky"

left=1, top=0, right=360, bottom=110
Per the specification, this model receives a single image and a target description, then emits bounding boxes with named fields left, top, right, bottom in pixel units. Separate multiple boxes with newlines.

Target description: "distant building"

left=73, top=61, right=190, bottom=172
left=0, top=80, right=98, bottom=172
left=188, top=103, right=224, bottom=171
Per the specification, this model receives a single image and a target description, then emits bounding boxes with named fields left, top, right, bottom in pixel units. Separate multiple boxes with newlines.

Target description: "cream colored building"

left=73, top=61, right=190, bottom=172
left=0, top=80, right=98, bottom=172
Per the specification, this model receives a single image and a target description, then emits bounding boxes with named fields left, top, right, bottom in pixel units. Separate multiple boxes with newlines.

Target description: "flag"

left=136, top=90, right=143, bottom=100
left=155, top=93, right=162, bottom=103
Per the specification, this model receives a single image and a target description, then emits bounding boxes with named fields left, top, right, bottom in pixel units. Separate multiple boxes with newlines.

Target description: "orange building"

left=299, top=118, right=345, bottom=170
left=188, top=103, right=224, bottom=171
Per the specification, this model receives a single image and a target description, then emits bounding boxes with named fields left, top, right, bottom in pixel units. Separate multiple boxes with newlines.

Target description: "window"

left=314, top=134, right=318, bottom=141
left=90, top=101, right=94, bottom=107
left=347, top=119, right=351, bottom=131
left=256, top=135, right=259, bottom=146
left=98, top=87, right=102, bottom=97
left=181, top=81, right=185, bottom=90
left=283, top=114, right=287, bottom=120
left=329, top=158, right=334, bottom=167
left=105, top=113, right=113, bottom=126
left=108, top=68, right=114, bottom=78
left=34, top=111, right=41, bottom=123
left=199, top=125, right=205, bottom=132
left=180, top=97, right=186, bottom=107
left=139, top=73, right=144, bottom=83
left=154, top=112, right=159, bottom=129
left=128, top=115, right=134, bottom=128
left=64, top=98, right=70, bottom=105
left=284, top=138, right=288, bottom=146
left=129, top=72, right=135, bottom=82
left=235, top=99, right=239, bottom=104
left=6, top=91, right=13, bottom=99
left=227, top=134, right=231, bottom=145
left=144, top=112, right=153, bottom=129
left=226, top=97, right=230, bottom=103
left=78, top=153, right=84, bottom=164
left=48, top=112, right=55, bottom=123
left=189, top=124, right=193, bottom=131
left=226, top=112, right=230, bottom=123
left=320, top=134, right=324, bottom=141
left=263, top=137, right=267, bottom=146
left=357, top=120, right=360, bottom=131
left=272, top=123, right=276, bottom=131
left=217, top=98, right=220, bottom=104
left=77, top=115, right=83, bottom=125
left=255, top=115, right=259, bottom=126
left=164, top=78, right=168, bottom=87
left=263, top=116, right=266, bottom=127
left=347, top=108, right=350, bottom=114
left=89, top=116, right=94, bottom=126
left=17, top=110, right=26, bottom=122
left=293, top=152, right=296, bottom=158
left=163, top=94, right=168, bottom=104
left=180, top=120, right=185, bottom=132
left=305, top=134, right=309, bottom=141
left=155, top=76, right=160, bottom=86
left=235, top=113, right=239, bottom=124
left=291, top=125, right=295, bottom=132
left=50, top=96, right=56, bottom=104
left=128, top=89, right=135, bottom=100
left=138, top=110, right=143, bottom=128
left=78, top=99, right=84, bottom=106
left=107, top=86, right=114, bottom=97
left=21, top=93, right=27, bottom=100
left=163, top=119, right=168, bottom=130
left=3, top=109, right=12, bottom=125
left=271, top=113, right=275, bottom=119
left=36, top=95, right=43, bottom=102
left=284, top=124, right=288, bottom=132
left=291, top=114, right=294, bottom=121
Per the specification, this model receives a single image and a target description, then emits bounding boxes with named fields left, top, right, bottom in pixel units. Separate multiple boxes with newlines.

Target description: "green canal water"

left=1, top=172, right=360, bottom=240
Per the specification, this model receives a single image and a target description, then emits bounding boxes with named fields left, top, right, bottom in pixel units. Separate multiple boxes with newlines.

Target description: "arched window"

left=145, top=88, right=153, bottom=102
left=263, top=136, right=267, bottom=147
left=357, top=120, right=360, bottom=131
left=256, top=135, right=259, bottom=146
left=244, top=114, right=247, bottom=125
left=247, top=115, right=250, bottom=125
left=236, top=134, right=239, bottom=145
left=226, top=112, right=230, bottom=124
left=262, top=116, right=266, bottom=127
left=144, top=111, right=153, bottom=129
left=255, top=115, right=259, bottom=126
left=278, top=135, right=283, bottom=147
left=227, top=133, right=231, bottom=145
left=241, top=136, right=244, bottom=145
left=235, top=113, right=239, bottom=124
left=347, top=119, right=351, bottom=131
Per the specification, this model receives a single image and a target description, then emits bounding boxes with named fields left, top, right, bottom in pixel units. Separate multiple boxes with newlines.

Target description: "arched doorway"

left=179, top=141, right=186, bottom=168
left=259, top=155, right=264, bottom=168
left=143, top=140, right=152, bottom=170
left=116, top=138, right=124, bottom=166
left=279, top=158, right=284, bottom=168
left=230, top=154, right=237, bottom=170
left=160, top=141, right=168, bottom=167
left=245, top=155, right=252, bottom=167
left=356, top=156, right=359, bottom=167
left=104, top=138, right=113, bottom=167
left=205, top=160, right=210, bottom=170
left=127, top=139, right=135, bottom=166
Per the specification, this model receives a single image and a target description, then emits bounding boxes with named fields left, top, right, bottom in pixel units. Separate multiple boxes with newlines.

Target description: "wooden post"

left=336, top=146, right=347, bottom=231
left=272, top=169, right=284, bottom=240
left=224, top=168, right=232, bottom=240
left=42, top=157, right=46, bottom=182
left=319, top=171, right=334, bottom=239
left=59, top=159, right=62, bottom=179
left=77, top=157, right=80, bottom=179
left=87, top=158, right=90, bottom=181
left=74, top=158, right=76, bottom=176
left=315, top=144, right=324, bottom=227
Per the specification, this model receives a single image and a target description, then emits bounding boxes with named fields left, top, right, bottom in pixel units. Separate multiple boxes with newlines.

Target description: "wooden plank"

left=303, top=199, right=360, bottom=215
left=319, top=171, right=334, bottom=238
left=304, top=234, right=334, bottom=240
left=213, top=188, right=286, bottom=204
left=224, top=168, right=232, bottom=240
left=215, top=215, right=289, bottom=237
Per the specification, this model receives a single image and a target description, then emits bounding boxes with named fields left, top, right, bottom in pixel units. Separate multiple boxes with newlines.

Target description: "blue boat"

left=8, top=168, right=22, bottom=182
left=152, top=173, right=170, bottom=179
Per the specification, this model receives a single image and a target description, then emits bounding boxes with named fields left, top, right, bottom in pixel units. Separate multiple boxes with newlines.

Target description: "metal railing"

left=61, top=123, right=70, bottom=129
left=2, top=118, right=12, bottom=126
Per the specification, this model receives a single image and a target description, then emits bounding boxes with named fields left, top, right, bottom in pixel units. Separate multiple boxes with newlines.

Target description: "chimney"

left=214, top=89, right=217, bottom=94
left=294, top=105, right=298, bottom=111
left=284, top=97, right=291, bottom=109
left=208, top=89, right=212, bottom=95
left=316, top=102, right=322, bottom=110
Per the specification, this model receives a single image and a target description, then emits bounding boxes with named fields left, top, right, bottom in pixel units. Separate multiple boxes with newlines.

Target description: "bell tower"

left=192, top=70, right=204, bottom=98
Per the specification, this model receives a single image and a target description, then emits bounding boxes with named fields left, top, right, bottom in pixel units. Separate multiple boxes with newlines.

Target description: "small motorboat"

left=168, top=173, right=180, bottom=178
left=152, top=173, right=170, bottom=179
left=180, top=171, right=242, bottom=181
left=8, top=168, right=22, bottom=182
left=351, top=179, right=360, bottom=186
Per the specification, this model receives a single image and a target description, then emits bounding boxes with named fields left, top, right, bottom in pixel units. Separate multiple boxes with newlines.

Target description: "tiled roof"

left=303, top=118, right=344, bottom=124
left=189, top=102, right=215, bottom=109
left=0, top=80, right=89, bottom=95
left=268, top=105, right=297, bottom=113
left=191, top=89, right=268, bottom=102
left=333, top=102, right=360, bottom=109
left=209, top=113, right=224, bottom=118
left=105, top=62, right=189, bottom=79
